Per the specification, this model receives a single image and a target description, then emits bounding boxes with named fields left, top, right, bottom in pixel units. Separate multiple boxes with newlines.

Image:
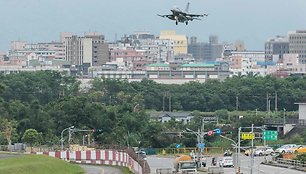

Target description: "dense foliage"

left=0, top=71, right=306, bottom=148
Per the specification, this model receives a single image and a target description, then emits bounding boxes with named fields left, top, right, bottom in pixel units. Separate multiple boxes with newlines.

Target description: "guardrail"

left=156, top=147, right=224, bottom=155
left=277, top=158, right=306, bottom=168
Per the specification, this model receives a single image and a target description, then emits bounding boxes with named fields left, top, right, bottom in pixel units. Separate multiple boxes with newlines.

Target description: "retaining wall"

left=33, top=150, right=143, bottom=174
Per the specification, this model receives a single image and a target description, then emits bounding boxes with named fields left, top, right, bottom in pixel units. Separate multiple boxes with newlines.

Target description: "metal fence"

left=277, top=158, right=306, bottom=168
left=155, top=147, right=224, bottom=156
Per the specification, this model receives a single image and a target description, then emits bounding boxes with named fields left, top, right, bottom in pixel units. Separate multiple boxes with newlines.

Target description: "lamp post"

left=186, top=128, right=201, bottom=167
left=186, top=118, right=206, bottom=168
left=220, top=135, right=240, bottom=174
left=61, top=126, right=74, bottom=151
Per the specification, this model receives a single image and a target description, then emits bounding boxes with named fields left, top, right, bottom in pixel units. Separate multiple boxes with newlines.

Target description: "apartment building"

left=289, top=30, right=306, bottom=64
left=265, top=36, right=289, bottom=62
left=229, top=51, right=265, bottom=76
left=159, top=30, right=187, bottom=56
left=188, top=36, right=223, bottom=62
left=65, top=33, right=109, bottom=72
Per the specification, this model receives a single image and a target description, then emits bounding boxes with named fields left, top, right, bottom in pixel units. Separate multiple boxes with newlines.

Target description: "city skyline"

left=1, top=0, right=306, bottom=51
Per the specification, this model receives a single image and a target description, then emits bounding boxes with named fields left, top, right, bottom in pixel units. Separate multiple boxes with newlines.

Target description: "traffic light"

left=222, top=131, right=233, bottom=135
left=92, top=129, right=102, bottom=133
left=207, top=130, right=214, bottom=136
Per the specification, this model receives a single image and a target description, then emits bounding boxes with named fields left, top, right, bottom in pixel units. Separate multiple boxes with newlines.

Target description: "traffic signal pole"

left=237, top=127, right=241, bottom=174
left=251, top=124, right=254, bottom=174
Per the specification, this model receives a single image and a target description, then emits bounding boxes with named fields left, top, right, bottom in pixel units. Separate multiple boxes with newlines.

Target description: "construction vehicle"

left=173, top=155, right=197, bottom=173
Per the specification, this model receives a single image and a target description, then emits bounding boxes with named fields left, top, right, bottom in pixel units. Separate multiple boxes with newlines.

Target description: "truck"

left=173, top=155, right=197, bottom=173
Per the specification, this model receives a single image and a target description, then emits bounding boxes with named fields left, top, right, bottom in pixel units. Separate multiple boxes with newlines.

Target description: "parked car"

left=136, top=150, right=147, bottom=160
left=244, top=147, right=256, bottom=156
left=275, top=144, right=297, bottom=153
left=218, top=156, right=234, bottom=168
left=292, top=145, right=306, bottom=153
left=253, top=147, right=274, bottom=156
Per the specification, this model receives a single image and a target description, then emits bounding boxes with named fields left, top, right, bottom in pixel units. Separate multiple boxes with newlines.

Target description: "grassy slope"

left=0, top=154, right=84, bottom=174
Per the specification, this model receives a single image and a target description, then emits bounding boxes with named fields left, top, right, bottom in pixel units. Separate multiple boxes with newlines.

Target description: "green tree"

left=0, top=118, right=17, bottom=151
left=22, top=129, right=41, bottom=146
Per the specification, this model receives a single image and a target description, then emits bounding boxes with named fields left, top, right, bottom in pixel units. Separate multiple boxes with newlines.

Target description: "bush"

left=295, top=153, right=306, bottom=163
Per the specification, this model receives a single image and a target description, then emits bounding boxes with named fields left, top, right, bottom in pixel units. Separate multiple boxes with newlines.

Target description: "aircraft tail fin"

left=185, top=2, right=190, bottom=13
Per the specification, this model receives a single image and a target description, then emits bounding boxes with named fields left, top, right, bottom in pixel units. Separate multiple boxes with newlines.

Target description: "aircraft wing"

left=157, top=14, right=174, bottom=18
left=186, top=13, right=208, bottom=17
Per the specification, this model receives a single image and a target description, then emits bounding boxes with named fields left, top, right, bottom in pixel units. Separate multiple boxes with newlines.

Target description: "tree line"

left=0, top=71, right=305, bottom=148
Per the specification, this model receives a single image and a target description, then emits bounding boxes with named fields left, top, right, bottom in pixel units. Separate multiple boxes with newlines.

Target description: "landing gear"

left=185, top=21, right=188, bottom=25
left=176, top=21, right=178, bottom=25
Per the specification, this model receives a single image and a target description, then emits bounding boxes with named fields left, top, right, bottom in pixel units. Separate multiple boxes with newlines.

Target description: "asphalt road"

left=0, top=153, right=21, bottom=159
left=80, top=164, right=124, bottom=174
left=147, top=155, right=306, bottom=174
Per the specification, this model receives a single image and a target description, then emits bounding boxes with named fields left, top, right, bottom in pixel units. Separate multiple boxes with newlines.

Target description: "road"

left=0, top=153, right=20, bottom=159
left=80, top=164, right=124, bottom=174
left=147, top=155, right=305, bottom=174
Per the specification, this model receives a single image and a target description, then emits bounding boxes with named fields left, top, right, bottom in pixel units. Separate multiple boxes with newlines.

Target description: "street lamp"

left=61, top=126, right=74, bottom=151
left=220, top=135, right=240, bottom=173
left=185, top=127, right=205, bottom=168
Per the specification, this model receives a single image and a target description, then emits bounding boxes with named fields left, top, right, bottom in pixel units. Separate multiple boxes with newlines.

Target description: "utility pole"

left=237, top=127, right=241, bottom=174
left=275, top=91, right=278, bottom=111
left=266, top=93, right=269, bottom=112
left=283, top=108, right=286, bottom=125
left=185, top=118, right=206, bottom=168
left=162, top=94, right=165, bottom=112
left=236, top=95, right=239, bottom=111
left=169, top=95, right=171, bottom=112
left=250, top=124, right=254, bottom=174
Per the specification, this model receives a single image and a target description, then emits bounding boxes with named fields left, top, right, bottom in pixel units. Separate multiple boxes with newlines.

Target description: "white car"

left=136, top=151, right=147, bottom=160
left=275, top=144, right=297, bottom=153
left=218, top=156, right=234, bottom=167
left=253, top=147, right=274, bottom=156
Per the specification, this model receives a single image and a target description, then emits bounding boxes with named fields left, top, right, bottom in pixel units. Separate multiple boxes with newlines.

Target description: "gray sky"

left=1, top=0, right=306, bottom=51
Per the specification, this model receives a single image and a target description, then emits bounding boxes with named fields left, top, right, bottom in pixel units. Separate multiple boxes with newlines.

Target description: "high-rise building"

left=265, top=36, right=289, bottom=62
left=289, top=30, right=306, bottom=64
left=60, top=32, right=73, bottom=43
left=84, top=32, right=109, bottom=66
left=159, top=30, right=187, bottom=55
left=188, top=36, right=223, bottom=62
left=65, top=33, right=109, bottom=68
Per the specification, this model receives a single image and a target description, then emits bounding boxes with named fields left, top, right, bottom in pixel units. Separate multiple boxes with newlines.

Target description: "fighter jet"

left=158, top=2, right=208, bottom=25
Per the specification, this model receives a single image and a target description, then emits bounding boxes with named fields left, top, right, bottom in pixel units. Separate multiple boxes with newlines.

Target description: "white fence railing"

left=277, top=158, right=306, bottom=168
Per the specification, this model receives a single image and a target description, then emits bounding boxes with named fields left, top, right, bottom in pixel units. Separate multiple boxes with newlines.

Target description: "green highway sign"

left=262, top=130, right=278, bottom=141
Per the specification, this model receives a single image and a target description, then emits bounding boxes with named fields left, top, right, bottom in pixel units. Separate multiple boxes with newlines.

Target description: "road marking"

left=100, top=167, right=104, bottom=174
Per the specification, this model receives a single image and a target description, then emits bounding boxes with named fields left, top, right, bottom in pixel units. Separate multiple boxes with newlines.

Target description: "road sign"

left=198, top=143, right=205, bottom=149
left=207, top=130, right=214, bottom=136
left=214, top=128, right=221, bottom=135
left=176, top=144, right=181, bottom=148
left=241, top=132, right=255, bottom=140
left=262, top=130, right=278, bottom=141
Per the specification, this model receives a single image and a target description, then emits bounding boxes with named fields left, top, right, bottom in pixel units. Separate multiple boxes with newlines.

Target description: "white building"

left=229, top=51, right=266, bottom=76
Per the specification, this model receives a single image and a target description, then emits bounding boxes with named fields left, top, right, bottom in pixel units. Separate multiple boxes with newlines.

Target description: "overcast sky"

left=1, top=0, right=306, bottom=51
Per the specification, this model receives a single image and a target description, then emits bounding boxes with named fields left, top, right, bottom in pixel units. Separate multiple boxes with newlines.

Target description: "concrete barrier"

left=33, top=150, right=143, bottom=174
